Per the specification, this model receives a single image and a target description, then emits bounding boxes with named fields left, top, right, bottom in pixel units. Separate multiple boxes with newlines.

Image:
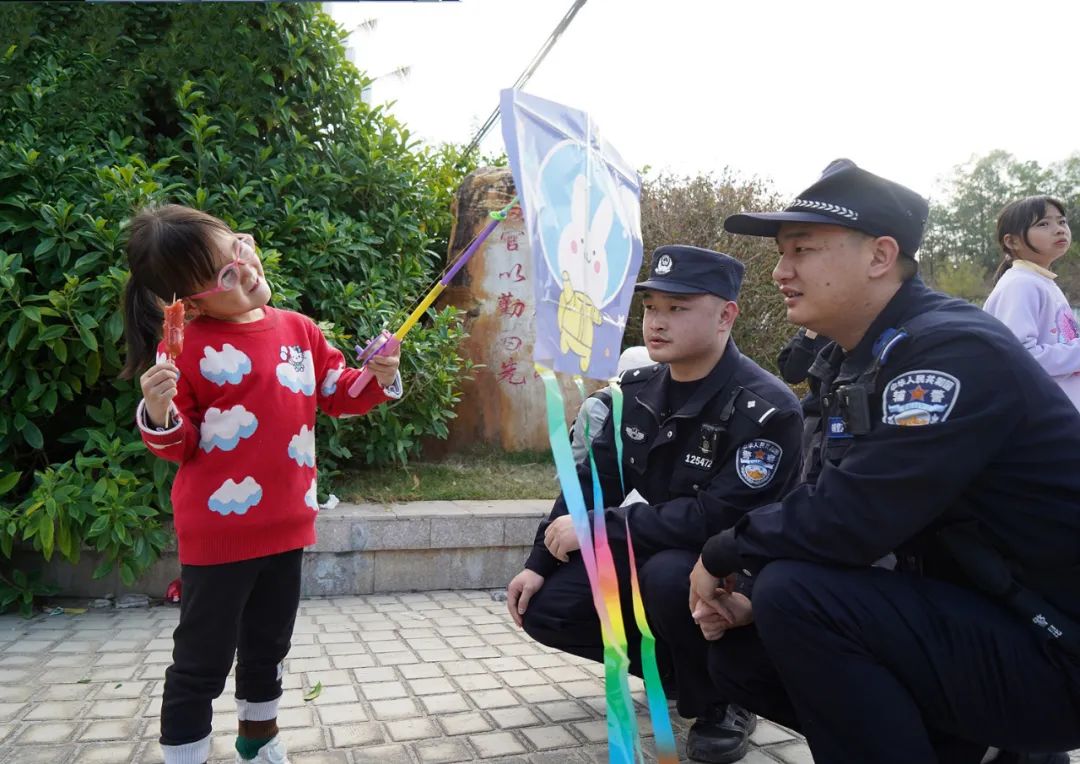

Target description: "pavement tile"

left=469, top=730, right=528, bottom=758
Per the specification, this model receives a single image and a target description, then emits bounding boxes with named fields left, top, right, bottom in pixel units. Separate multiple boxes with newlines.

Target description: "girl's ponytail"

left=118, top=204, right=230, bottom=379
left=992, top=254, right=1013, bottom=285
left=120, top=276, right=163, bottom=379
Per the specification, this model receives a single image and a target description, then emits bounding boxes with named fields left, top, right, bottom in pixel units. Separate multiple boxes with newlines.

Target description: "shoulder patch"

left=731, top=388, right=779, bottom=427
left=881, top=369, right=960, bottom=426
left=736, top=439, right=783, bottom=488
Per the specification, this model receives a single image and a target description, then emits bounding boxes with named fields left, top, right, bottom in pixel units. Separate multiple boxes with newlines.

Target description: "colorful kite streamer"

left=504, top=88, right=677, bottom=764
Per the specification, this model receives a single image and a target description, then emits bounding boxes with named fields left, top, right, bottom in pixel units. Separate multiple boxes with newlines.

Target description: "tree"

left=921, top=150, right=1080, bottom=301
left=0, top=3, right=476, bottom=604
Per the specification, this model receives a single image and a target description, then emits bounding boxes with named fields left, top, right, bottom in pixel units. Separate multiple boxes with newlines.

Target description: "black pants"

left=706, top=560, right=1080, bottom=764
left=523, top=548, right=721, bottom=718
left=160, top=549, right=303, bottom=746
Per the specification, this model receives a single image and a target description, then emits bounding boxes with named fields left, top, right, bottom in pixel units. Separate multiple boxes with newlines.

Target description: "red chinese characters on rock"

left=497, top=359, right=527, bottom=385
left=499, top=335, right=523, bottom=352
left=501, top=230, right=521, bottom=252
left=496, top=292, right=526, bottom=318
left=498, top=263, right=527, bottom=283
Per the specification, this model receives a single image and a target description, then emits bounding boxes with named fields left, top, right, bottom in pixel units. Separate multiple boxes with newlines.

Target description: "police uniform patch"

left=881, top=369, right=960, bottom=427
left=624, top=425, right=646, bottom=442
left=736, top=439, right=783, bottom=488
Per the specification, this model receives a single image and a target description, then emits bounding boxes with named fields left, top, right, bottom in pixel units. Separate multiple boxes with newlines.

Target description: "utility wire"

left=460, top=0, right=588, bottom=162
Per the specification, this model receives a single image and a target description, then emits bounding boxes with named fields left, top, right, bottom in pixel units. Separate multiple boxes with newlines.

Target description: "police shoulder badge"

left=881, top=369, right=960, bottom=427
left=736, top=439, right=783, bottom=488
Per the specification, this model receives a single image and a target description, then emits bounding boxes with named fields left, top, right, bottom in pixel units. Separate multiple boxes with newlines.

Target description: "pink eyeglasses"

left=187, top=233, right=259, bottom=300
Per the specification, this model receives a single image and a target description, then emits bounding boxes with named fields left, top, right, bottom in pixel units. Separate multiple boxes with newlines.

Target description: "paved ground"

left=0, top=590, right=1075, bottom=764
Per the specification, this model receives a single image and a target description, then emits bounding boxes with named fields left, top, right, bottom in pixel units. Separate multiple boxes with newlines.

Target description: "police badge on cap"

left=634, top=245, right=745, bottom=301
left=723, top=159, right=930, bottom=257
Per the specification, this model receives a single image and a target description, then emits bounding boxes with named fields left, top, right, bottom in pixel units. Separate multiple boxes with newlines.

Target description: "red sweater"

left=137, top=307, right=396, bottom=565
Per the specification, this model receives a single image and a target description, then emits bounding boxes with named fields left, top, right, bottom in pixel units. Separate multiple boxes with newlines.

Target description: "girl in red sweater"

left=121, top=205, right=402, bottom=764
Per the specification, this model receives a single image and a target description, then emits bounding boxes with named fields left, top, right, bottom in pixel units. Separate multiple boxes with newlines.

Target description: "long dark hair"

left=992, top=195, right=1068, bottom=283
left=119, top=204, right=231, bottom=379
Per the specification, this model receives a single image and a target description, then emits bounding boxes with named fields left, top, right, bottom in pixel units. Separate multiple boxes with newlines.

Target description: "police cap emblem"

left=736, top=439, right=782, bottom=488
left=882, top=369, right=960, bottom=426
left=654, top=254, right=673, bottom=275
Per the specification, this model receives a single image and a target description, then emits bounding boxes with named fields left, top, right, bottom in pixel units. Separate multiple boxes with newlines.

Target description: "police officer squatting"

left=682, top=159, right=1080, bottom=763
left=507, top=245, right=805, bottom=763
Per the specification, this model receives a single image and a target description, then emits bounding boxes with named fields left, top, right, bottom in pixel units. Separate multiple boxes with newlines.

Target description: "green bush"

left=0, top=2, right=475, bottom=605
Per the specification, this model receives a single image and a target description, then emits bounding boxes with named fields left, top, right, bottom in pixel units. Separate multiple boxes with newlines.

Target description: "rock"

left=490, top=590, right=508, bottom=603
left=115, top=593, right=150, bottom=609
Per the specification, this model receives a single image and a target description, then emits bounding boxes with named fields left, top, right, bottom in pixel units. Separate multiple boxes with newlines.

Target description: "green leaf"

left=6, top=317, right=25, bottom=350
left=39, top=514, right=54, bottom=560
left=21, top=420, right=43, bottom=450
left=78, top=326, right=98, bottom=352
left=303, top=681, right=322, bottom=702
left=0, top=472, right=19, bottom=496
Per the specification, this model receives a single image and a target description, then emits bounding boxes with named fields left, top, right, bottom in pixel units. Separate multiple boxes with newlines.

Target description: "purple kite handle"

left=347, top=333, right=400, bottom=398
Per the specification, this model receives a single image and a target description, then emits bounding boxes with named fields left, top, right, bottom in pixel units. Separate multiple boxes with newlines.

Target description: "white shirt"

left=984, top=260, right=1080, bottom=412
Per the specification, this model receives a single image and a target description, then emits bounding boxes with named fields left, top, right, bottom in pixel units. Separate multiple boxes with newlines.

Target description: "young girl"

left=984, top=196, right=1080, bottom=411
left=120, top=204, right=402, bottom=764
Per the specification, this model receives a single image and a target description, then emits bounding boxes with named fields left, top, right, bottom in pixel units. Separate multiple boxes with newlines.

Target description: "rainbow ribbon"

left=542, top=368, right=677, bottom=764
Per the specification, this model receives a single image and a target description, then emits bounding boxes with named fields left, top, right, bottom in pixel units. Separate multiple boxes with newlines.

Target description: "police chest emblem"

left=736, top=439, right=783, bottom=488
left=881, top=369, right=960, bottom=427
left=655, top=254, right=673, bottom=275
left=624, top=425, right=646, bottom=442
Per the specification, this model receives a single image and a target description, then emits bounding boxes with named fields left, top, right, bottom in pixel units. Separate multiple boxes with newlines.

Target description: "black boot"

left=685, top=704, right=757, bottom=764
left=991, top=753, right=1070, bottom=764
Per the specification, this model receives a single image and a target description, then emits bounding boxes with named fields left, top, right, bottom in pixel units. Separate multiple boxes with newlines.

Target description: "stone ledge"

left=28, top=499, right=550, bottom=598
left=314, top=499, right=549, bottom=552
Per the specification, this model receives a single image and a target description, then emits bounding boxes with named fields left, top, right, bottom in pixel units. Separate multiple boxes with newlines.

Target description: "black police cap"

left=634, top=245, right=744, bottom=301
left=724, top=159, right=930, bottom=257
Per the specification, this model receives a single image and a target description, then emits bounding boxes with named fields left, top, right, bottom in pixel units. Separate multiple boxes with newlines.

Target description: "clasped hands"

left=689, top=557, right=753, bottom=640
left=544, top=517, right=751, bottom=639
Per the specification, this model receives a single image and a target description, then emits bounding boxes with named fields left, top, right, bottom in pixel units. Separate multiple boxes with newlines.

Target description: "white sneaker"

left=234, top=735, right=290, bottom=764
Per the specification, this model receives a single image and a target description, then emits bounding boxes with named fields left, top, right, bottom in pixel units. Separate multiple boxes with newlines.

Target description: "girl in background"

left=984, top=196, right=1079, bottom=411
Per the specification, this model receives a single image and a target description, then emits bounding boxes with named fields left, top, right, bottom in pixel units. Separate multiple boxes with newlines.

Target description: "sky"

left=327, top=0, right=1080, bottom=201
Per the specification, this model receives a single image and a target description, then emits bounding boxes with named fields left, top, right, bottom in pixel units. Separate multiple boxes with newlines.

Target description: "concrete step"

left=23, top=500, right=549, bottom=599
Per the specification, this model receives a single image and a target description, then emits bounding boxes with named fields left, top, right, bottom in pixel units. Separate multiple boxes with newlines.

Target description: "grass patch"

left=335, top=448, right=559, bottom=503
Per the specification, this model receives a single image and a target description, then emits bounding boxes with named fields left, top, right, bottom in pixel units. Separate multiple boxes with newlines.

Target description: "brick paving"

left=0, top=591, right=1075, bottom=763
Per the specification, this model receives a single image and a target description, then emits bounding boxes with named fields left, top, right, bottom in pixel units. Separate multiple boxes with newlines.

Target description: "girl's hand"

left=367, top=343, right=400, bottom=387
left=140, top=361, right=179, bottom=428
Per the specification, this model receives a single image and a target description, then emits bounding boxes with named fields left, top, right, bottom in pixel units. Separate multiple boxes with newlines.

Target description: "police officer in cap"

left=690, top=159, right=1080, bottom=763
left=507, top=245, right=803, bottom=763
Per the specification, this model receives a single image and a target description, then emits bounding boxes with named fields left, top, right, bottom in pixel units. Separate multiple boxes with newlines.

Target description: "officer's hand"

left=688, top=556, right=723, bottom=614
left=692, top=601, right=734, bottom=641
left=544, top=515, right=579, bottom=562
left=719, top=592, right=754, bottom=628
left=507, top=568, right=545, bottom=629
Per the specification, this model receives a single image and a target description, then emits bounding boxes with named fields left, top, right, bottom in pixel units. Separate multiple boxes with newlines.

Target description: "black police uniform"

left=520, top=246, right=804, bottom=733
left=776, top=328, right=832, bottom=482
left=703, top=162, right=1080, bottom=763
